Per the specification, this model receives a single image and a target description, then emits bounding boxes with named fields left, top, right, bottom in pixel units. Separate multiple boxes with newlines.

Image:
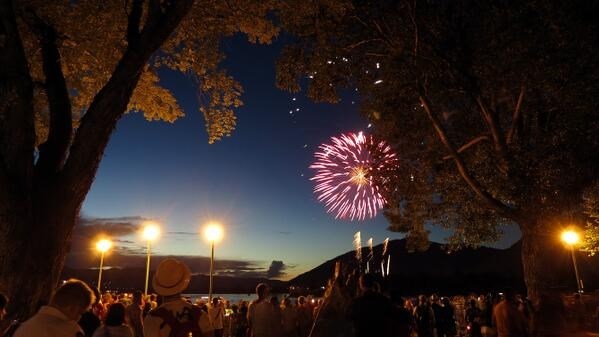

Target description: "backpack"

left=150, top=306, right=204, bottom=337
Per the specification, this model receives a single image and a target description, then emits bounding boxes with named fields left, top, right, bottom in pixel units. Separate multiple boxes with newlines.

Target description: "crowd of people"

left=0, top=258, right=595, bottom=337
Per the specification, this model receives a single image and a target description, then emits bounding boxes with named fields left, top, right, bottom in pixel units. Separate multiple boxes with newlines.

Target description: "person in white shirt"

left=247, top=283, right=274, bottom=337
left=14, top=279, right=95, bottom=337
left=143, top=258, right=213, bottom=337
left=208, top=298, right=224, bottom=337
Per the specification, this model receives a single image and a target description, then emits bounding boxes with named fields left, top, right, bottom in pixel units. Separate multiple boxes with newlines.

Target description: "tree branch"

left=59, top=0, right=195, bottom=206
left=24, top=10, right=73, bottom=176
left=0, top=0, right=35, bottom=194
left=506, top=84, right=525, bottom=144
left=477, top=96, right=509, bottom=174
left=126, top=0, right=144, bottom=46
left=442, top=135, right=489, bottom=160
left=419, top=93, right=518, bottom=220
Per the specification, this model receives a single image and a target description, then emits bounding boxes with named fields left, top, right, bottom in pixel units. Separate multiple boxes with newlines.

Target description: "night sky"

left=72, top=36, right=521, bottom=280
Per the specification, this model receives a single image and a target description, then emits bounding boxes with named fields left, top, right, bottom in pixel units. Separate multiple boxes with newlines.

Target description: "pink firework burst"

left=310, top=132, right=398, bottom=220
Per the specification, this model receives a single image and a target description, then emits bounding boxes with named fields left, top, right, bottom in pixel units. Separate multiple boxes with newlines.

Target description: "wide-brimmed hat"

left=152, top=258, right=191, bottom=296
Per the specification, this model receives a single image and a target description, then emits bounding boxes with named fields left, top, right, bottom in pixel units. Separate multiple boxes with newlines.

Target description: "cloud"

left=66, top=216, right=294, bottom=279
left=266, top=260, right=287, bottom=279
left=75, top=216, right=149, bottom=238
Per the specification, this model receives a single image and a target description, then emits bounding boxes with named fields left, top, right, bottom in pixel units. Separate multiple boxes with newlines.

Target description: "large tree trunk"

left=520, top=221, right=568, bottom=336
left=1, top=191, right=78, bottom=319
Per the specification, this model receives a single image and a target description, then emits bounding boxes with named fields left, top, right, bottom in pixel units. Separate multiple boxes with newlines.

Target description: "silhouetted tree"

left=0, top=0, right=278, bottom=319
left=277, top=0, right=599, bottom=319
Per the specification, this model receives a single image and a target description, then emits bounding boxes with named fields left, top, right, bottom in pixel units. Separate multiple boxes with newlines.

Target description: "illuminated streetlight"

left=143, top=223, right=161, bottom=296
left=96, top=239, right=112, bottom=291
left=203, top=223, right=224, bottom=300
left=561, top=229, right=583, bottom=294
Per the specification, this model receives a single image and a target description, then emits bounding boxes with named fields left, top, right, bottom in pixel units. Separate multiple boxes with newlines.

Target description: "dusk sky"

left=72, top=36, right=521, bottom=280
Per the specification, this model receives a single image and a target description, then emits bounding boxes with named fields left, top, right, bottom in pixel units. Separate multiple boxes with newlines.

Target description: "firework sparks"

left=382, top=237, right=389, bottom=256
left=310, top=132, right=398, bottom=220
left=353, top=231, right=362, bottom=264
left=367, top=237, right=374, bottom=261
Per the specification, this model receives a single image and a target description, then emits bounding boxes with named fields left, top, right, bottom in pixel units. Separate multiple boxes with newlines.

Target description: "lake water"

left=184, top=293, right=291, bottom=303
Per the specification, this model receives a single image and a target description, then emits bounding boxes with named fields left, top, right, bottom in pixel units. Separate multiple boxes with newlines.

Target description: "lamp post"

left=143, top=223, right=160, bottom=296
left=96, top=239, right=112, bottom=291
left=561, top=230, right=583, bottom=294
left=203, top=223, right=224, bottom=301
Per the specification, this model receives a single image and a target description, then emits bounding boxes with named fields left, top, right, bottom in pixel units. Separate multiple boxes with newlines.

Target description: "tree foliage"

left=19, top=0, right=279, bottom=144
left=583, top=181, right=599, bottom=255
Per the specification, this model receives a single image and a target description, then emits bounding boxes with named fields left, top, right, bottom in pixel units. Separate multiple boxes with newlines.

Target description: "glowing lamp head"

left=143, top=223, right=160, bottom=241
left=561, top=230, right=580, bottom=246
left=96, top=239, right=112, bottom=253
left=204, top=224, right=224, bottom=243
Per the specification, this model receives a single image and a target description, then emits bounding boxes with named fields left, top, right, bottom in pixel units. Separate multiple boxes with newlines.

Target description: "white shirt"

left=13, top=306, right=83, bottom=337
left=208, top=305, right=224, bottom=329
left=248, top=300, right=274, bottom=337
left=143, top=299, right=212, bottom=337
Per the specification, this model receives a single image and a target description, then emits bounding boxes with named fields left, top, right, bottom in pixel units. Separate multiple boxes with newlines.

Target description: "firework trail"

left=310, top=132, right=398, bottom=220
left=382, top=237, right=389, bottom=256
left=367, top=237, right=374, bottom=261
left=353, top=231, right=362, bottom=264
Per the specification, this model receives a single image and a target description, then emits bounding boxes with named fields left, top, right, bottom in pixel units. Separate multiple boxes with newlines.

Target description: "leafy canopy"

left=19, top=0, right=279, bottom=144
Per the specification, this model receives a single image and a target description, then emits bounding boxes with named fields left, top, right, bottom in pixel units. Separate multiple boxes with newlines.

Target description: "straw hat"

left=152, top=258, right=191, bottom=296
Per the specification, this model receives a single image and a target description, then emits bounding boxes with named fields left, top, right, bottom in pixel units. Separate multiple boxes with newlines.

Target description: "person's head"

left=150, top=294, right=157, bottom=302
left=132, top=291, right=143, bottom=306
left=104, top=302, right=126, bottom=326
left=0, top=293, right=8, bottom=320
left=256, top=283, right=270, bottom=299
left=212, top=297, right=220, bottom=306
left=231, top=304, right=238, bottom=313
left=298, top=296, right=306, bottom=305
left=282, top=297, right=291, bottom=308
left=430, top=294, right=439, bottom=303
left=442, top=297, right=451, bottom=307
left=418, top=295, right=427, bottom=305
left=359, top=273, right=378, bottom=292
left=152, top=258, right=191, bottom=297
left=469, top=299, right=477, bottom=308
left=270, top=296, right=279, bottom=306
left=50, top=279, right=95, bottom=321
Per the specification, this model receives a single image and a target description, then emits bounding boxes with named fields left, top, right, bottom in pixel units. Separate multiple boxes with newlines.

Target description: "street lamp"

left=203, top=223, right=224, bottom=300
left=143, top=223, right=160, bottom=296
left=96, top=239, right=112, bottom=291
left=561, top=229, right=584, bottom=294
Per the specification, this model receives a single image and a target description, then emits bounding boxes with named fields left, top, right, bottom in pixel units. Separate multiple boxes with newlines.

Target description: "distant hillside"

left=61, top=267, right=287, bottom=294
left=289, top=239, right=599, bottom=295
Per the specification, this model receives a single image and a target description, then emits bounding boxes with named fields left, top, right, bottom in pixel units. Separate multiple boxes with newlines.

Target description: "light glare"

left=143, top=224, right=160, bottom=241
left=96, top=239, right=112, bottom=253
left=561, top=230, right=580, bottom=245
left=204, top=224, right=224, bottom=242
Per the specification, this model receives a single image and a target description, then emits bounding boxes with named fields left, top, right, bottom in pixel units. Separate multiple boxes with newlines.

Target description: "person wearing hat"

left=143, top=258, right=212, bottom=337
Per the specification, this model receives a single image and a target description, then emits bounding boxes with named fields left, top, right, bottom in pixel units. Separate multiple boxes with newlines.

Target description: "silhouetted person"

left=79, top=287, right=102, bottom=337
left=248, top=283, right=274, bottom=337
left=492, top=292, right=529, bottom=337
left=125, top=291, right=144, bottom=337
left=93, top=303, right=133, bottom=337
left=414, top=295, right=435, bottom=337
left=347, top=274, right=394, bottom=337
